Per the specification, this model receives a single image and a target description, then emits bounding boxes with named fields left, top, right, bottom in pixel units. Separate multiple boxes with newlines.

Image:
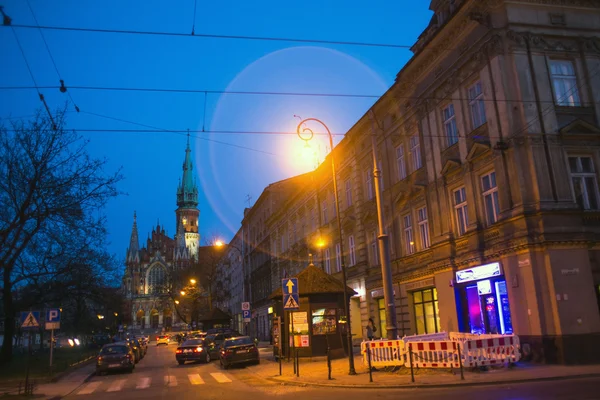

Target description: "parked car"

left=205, top=331, right=236, bottom=348
left=96, top=343, right=135, bottom=374
left=130, top=338, right=146, bottom=358
left=175, top=338, right=218, bottom=365
left=118, top=340, right=141, bottom=363
left=219, top=336, right=259, bottom=369
left=156, top=335, right=170, bottom=346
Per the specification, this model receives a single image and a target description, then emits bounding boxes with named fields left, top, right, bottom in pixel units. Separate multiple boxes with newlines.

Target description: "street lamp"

left=97, top=314, right=104, bottom=320
left=190, top=278, right=196, bottom=285
left=174, top=300, right=180, bottom=305
left=296, top=117, right=356, bottom=375
left=180, top=291, right=186, bottom=296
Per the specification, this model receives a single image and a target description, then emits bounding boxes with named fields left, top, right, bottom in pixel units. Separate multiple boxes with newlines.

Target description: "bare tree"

left=0, top=109, right=122, bottom=363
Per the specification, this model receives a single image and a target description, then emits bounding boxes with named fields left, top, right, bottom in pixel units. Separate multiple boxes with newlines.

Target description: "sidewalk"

left=251, top=352, right=600, bottom=389
left=35, top=362, right=96, bottom=399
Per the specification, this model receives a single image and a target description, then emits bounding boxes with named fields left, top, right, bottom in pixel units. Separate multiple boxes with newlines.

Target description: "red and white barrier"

left=361, top=339, right=406, bottom=368
left=406, top=341, right=461, bottom=368
left=462, top=336, right=520, bottom=367
left=403, top=332, right=449, bottom=342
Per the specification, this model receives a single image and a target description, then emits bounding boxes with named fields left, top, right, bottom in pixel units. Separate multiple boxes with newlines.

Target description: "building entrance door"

left=463, top=279, right=513, bottom=335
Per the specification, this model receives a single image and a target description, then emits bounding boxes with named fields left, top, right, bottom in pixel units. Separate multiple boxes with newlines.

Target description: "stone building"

left=223, top=0, right=600, bottom=363
left=122, top=137, right=200, bottom=330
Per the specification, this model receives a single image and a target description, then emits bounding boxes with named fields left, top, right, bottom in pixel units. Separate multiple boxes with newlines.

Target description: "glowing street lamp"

left=214, top=240, right=224, bottom=248
left=189, top=278, right=196, bottom=285
left=97, top=314, right=104, bottom=320
left=174, top=300, right=180, bottom=305
left=180, top=291, right=186, bottom=296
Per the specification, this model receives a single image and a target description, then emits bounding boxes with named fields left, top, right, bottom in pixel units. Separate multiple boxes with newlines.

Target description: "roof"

left=270, top=263, right=357, bottom=299
left=197, top=307, right=231, bottom=322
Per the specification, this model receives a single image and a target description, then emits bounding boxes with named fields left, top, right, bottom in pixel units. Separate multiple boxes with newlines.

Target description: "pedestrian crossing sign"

left=283, top=294, right=299, bottom=310
left=20, top=311, right=40, bottom=329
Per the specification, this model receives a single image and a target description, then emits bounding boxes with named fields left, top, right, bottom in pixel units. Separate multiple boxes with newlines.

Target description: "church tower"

left=175, top=135, right=200, bottom=258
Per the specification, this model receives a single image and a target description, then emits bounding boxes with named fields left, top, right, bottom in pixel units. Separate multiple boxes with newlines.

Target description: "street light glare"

left=175, top=300, right=180, bottom=304
left=214, top=240, right=224, bottom=247
left=190, top=278, right=196, bottom=284
left=180, top=291, right=186, bottom=296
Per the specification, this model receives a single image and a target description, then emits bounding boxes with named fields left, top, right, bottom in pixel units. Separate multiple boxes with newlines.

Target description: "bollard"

left=367, top=345, right=373, bottom=383
left=409, top=344, right=415, bottom=383
left=296, top=349, right=300, bottom=377
left=293, top=346, right=297, bottom=375
left=457, top=343, right=465, bottom=381
left=279, top=352, right=282, bottom=376
left=326, top=346, right=332, bottom=380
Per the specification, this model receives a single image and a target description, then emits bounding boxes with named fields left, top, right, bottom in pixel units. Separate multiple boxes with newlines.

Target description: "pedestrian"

left=366, top=318, right=377, bottom=340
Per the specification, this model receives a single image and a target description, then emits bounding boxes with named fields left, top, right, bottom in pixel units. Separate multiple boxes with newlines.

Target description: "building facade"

left=222, top=0, right=600, bottom=363
left=122, top=137, right=200, bottom=330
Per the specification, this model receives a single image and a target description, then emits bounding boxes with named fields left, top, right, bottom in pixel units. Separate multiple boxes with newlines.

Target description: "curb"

left=266, top=372, right=600, bottom=390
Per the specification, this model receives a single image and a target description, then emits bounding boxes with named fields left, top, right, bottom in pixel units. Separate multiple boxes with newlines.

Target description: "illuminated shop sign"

left=455, top=262, right=502, bottom=284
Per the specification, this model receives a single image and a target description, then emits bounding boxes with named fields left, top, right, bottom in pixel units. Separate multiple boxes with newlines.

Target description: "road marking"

left=188, top=374, right=205, bottom=385
left=164, top=375, right=177, bottom=387
left=106, top=379, right=126, bottom=392
left=77, top=381, right=102, bottom=395
left=136, top=377, right=151, bottom=389
left=210, top=372, right=232, bottom=383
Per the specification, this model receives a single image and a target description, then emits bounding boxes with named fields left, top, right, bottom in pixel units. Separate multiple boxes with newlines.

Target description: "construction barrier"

left=403, top=332, right=449, bottom=342
left=360, top=339, right=406, bottom=368
left=407, top=341, right=461, bottom=368
left=462, top=336, right=520, bottom=367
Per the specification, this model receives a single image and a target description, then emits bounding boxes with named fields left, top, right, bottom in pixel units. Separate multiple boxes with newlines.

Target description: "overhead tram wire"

left=6, top=23, right=413, bottom=49
left=26, top=0, right=80, bottom=113
left=6, top=11, right=57, bottom=130
left=1, top=84, right=595, bottom=106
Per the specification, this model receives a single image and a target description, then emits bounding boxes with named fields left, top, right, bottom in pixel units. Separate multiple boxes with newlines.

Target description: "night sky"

left=0, top=0, right=432, bottom=270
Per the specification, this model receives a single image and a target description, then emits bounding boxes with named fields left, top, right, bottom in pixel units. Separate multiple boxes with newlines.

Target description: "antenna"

left=245, top=194, right=253, bottom=207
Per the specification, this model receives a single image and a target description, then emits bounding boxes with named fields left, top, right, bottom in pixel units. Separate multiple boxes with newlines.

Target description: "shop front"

left=455, top=262, right=513, bottom=335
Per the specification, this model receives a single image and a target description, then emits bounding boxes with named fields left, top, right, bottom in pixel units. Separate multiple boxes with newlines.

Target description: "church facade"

left=122, top=138, right=200, bottom=330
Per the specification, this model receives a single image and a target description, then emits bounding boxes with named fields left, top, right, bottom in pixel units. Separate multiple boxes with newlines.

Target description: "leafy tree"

left=0, top=109, right=122, bottom=363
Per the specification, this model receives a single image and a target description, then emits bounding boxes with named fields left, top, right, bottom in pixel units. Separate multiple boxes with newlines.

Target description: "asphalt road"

left=63, top=342, right=600, bottom=400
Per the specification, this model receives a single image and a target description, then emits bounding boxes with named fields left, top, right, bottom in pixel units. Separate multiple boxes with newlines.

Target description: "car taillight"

left=97, top=356, right=103, bottom=361
left=176, top=349, right=182, bottom=354
left=194, top=347, right=203, bottom=352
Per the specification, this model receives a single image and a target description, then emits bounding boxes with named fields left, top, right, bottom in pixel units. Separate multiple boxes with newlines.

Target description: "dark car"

left=130, top=338, right=146, bottom=358
left=96, top=343, right=135, bottom=374
left=205, top=331, right=237, bottom=348
left=219, top=336, right=259, bottom=369
left=119, top=340, right=141, bottom=363
left=176, top=339, right=218, bottom=365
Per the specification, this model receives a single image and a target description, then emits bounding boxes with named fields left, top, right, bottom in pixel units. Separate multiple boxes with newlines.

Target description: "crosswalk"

left=77, top=372, right=235, bottom=395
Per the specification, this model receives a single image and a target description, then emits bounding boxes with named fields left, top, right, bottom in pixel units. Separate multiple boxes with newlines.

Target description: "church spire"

left=177, top=132, right=199, bottom=207
left=126, top=211, right=140, bottom=263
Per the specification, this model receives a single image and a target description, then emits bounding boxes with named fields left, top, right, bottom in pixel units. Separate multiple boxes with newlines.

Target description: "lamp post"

left=296, top=117, right=356, bottom=375
left=367, top=111, right=398, bottom=340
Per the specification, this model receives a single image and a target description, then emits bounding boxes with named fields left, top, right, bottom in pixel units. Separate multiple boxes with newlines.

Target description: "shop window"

left=569, top=156, right=599, bottom=210
left=413, top=288, right=440, bottom=335
left=481, top=171, right=500, bottom=225
left=377, top=298, right=387, bottom=339
left=468, top=81, right=487, bottom=129
left=312, top=308, right=336, bottom=335
left=550, top=60, right=580, bottom=107
left=442, top=103, right=458, bottom=147
left=453, top=187, right=469, bottom=235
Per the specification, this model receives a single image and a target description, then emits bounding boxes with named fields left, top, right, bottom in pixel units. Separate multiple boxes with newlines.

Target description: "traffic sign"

left=282, top=278, right=298, bottom=295
left=242, top=310, right=251, bottom=322
left=241, top=302, right=250, bottom=311
left=20, top=311, right=40, bottom=329
left=283, top=294, right=299, bottom=309
left=45, top=308, right=61, bottom=330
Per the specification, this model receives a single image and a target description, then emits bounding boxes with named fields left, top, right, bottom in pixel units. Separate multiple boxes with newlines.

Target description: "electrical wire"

left=7, top=23, right=414, bottom=49
left=26, top=0, right=80, bottom=113
left=191, top=0, right=198, bottom=35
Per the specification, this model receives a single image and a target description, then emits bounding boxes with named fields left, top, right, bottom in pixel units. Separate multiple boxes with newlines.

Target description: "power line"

left=7, top=23, right=413, bottom=49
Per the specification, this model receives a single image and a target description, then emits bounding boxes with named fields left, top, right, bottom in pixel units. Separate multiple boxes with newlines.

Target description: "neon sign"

left=456, top=262, right=502, bottom=284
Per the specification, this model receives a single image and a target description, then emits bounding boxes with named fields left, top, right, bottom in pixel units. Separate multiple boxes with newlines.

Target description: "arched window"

left=148, top=264, right=166, bottom=294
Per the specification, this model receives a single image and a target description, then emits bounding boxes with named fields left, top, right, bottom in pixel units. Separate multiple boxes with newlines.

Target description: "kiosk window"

left=312, top=308, right=336, bottom=335
left=413, top=288, right=440, bottom=335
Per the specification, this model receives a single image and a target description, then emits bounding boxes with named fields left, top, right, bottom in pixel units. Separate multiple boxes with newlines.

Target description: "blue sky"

left=0, top=0, right=433, bottom=266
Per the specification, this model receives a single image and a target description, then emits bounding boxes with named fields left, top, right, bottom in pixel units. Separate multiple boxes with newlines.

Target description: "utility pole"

left=368, top=110, right=398, bottom=340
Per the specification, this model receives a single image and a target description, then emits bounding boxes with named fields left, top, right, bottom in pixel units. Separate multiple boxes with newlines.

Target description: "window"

left=569, top=156, right=599, bottom=210
left=377, top=298, right=387, bottom=339
left=322, top=200, right=328, bottom=224
left=413, top=288, right=440, bottom=335
left=370, top=231, right=378, bottom=266
left=365, top=169, right=374, bottom=200
left=349, top=235, right=356, bottom=266
left=417, top=207, right=430, bottom=249
left=481, top=171, right=500, bottom=225
left=550, top=60, right=580, bottom=107
left=403, top=214, right=415, bottom=255
left=396, top=145, right=407, bottom=180
left=335, top=243, right=342, bottom=272
left=442, top=104, right=458, bottom=146
left=332, top=194, right=337, bottom=218
left=468, top=81, right=487, bottom=129
left=324, top=248, right=331, bottom=274
left=310, top=208, right=316, bottom=232
left=312, top=308, right=336, bottom=335
left=148, top=265, right=166, bottom=294
left=453, top=187, right=469, bottom=235
left=410, top=135, right=422, bottom=171
left=345, top=180, right=352, bottom=208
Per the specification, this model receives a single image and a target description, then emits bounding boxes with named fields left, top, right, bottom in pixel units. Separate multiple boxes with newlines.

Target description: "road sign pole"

left=49, top=329, right=54, bottom=375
